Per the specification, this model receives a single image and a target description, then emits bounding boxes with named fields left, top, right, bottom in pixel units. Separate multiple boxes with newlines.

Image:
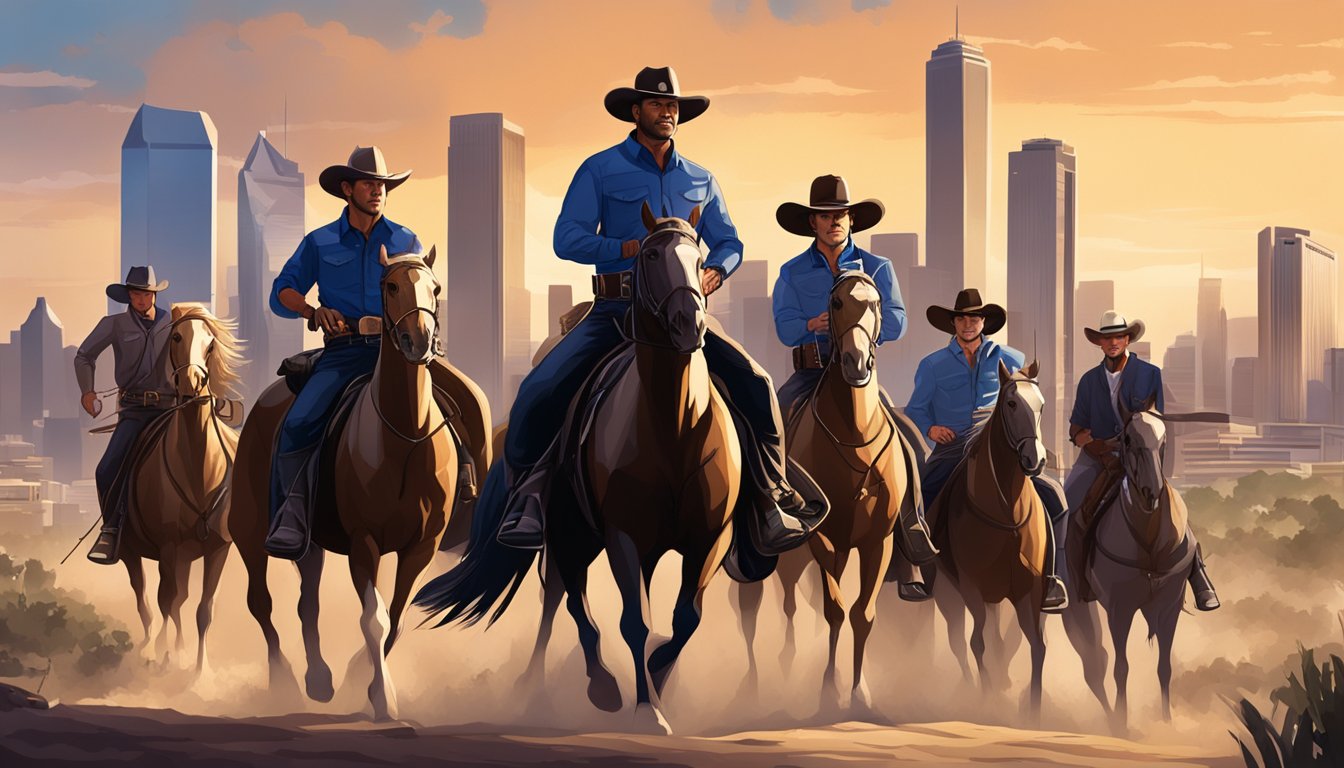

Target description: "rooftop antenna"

left=956, top=6, right=960, bottom=40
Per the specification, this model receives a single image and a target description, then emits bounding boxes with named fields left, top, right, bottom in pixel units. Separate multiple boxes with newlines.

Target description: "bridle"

left=168, top=315, right=212, bottom=397
left=631, top=220, right=705, bottom=351
left=1119, top=410, right=1167, bottom=509
left=973, top=377, right=1043, bottom=529
left=826, top=273, right=880, bottom=378
left=380, top=258, right=443, bottom=362
left=164, top=314, right=232, bottom=541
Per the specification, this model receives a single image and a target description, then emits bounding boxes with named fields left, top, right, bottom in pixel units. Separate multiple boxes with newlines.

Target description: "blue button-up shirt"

left=270, top=210, right=422, bottom=321
left=1071, top=354, right=1165, bottom=441
left=906, top=336, right=1026, bottom=444
left=772, top=238, right=905, bottom=357
left=554, top=133, right=743, bottom=276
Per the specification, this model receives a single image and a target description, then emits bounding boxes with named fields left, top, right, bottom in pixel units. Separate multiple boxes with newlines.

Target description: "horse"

left=122, top=303, right=241, bottom=673
left=231, top=246, right=458, bottom=721
left=927, top=360, right=1052, bottom=717
left=1087, top=395, right=1195, bottom=733
left=416, top=203, right=742, bottom=734
left=733, top=270, right=923, bottom=712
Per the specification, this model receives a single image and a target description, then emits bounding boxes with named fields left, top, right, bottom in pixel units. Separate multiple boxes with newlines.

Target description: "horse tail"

left=413, top=460, right=536, bottom=628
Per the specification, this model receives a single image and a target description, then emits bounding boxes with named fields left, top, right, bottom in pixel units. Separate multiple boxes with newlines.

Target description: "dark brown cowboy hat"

left=604, top=66, right=710, bottom=124
left=926, top=288, right=1006, bottom=336
left=318, top=145, right=412, bottom=199
left=1084, top=310, right=1146, bottom=345
left=776, top=175, right=885, bottom=237
left=106, top=265, right=168, bottom=304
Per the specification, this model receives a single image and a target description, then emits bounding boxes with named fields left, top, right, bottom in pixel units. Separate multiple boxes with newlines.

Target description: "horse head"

left=379, top=245, right=441, bottom=365
left=996, top=359, right=1046, bottom=477
left=828, top=271, right=881, bottom=387
left=168, top=303, right=215, bottom=397
left=635, top=201, right=705, bottom=354
left=1118, top=393, right=1165, bottom=512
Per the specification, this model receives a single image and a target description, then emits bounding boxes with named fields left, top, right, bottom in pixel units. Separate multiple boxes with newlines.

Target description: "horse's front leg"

left=296, top=547, right=333, bottom=702
left=348, top=531, right=396, bottom=721
left=122, top=556, right=153, bottom=650
left=606, top=528, right=665, bottom=734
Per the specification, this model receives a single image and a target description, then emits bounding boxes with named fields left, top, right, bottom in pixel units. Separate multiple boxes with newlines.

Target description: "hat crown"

left=125, top=265, right=157, bottom=287
left=1097, top=310, right=1129, bottom=331
left=955, top=288, right=985, bottom=311
left=809, top=175, right=851, bottom=206
left=347, top=145, right=389, bottom=176
left=634, top=66, right=679, bottom=96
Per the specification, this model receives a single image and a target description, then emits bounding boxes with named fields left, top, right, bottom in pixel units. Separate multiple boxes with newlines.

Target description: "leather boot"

left=897, top=498, right=940, bottom=566
left=497, top=464, right=547, bottom=550
left=1187, top=543, right=1220, bottom=611
left=87, top=525, right=122, bottom=565
left=1042, top=513, right=1068, bottom=613
left=265, top=447, right=318, bottom=560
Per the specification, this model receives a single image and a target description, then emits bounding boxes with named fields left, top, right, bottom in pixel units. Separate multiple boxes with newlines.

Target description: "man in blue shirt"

left=771, top=174, right=937, bottom=571
left=496, top=67, right=823, bottom=554
left=1065, top=311, right=1219, bottom=611
left=264, top=146, right=422, bottom=559
left=907, top=289, right=1068, bottom=611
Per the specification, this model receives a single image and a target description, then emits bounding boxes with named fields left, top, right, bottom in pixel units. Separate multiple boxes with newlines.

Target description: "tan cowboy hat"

left=776, top=175, right=885, bottom=237
left=106, top=265, right=168, bottom=304
left=926, top=288, right=1006, bottom=336
left=605, top=66, right=710, bottom=123
left=1084, top=310, right=1145, bottom=344
left=318, top=145, right=412, bottom=199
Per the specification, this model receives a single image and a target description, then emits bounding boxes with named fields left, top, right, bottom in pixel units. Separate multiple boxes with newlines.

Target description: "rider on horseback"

left=906, top=289, right=1070, bottom=612
left=1064, top=310, right=1220, bottom=611
left=771, top=174, right=939, bottom=569
left=495, top=67, right=825, bottom=554
left=75, top=266, right=175, bottom=564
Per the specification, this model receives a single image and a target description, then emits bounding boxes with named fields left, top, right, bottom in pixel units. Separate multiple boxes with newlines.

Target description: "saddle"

left=1067, top=459, right=1124, bottom=602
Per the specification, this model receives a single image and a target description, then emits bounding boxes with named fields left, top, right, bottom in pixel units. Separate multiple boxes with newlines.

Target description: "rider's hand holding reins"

left=928, top=425, right=956, bottom=445
left=701, top=268, right=722, bottom=296
left=807, top=312, right=829, bottom=333
left=81, top=391, right=100, bottom=417
left=622, top=239, right=641, bottom=259
left=313, top=306, right=349, bottom=336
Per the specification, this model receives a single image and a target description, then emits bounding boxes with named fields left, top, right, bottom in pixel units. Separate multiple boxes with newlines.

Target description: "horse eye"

left=831, top=298, right=842, bottom=310
left=1007, top=400, right=1017, bottom=408
left=387, top=282, right=398, bottom=293
left=172, top=333, right=182, bottom=342
left=644, top=248, right=659, bottom=261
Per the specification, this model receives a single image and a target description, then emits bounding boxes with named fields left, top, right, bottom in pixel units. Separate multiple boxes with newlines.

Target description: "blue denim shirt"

left=553, top=133, right=743, bottom=276
left=1070, top=354, right=1165, bottom=440
left=269, top=210, right=422, bottom=321
left=772, top=238, right=906, bottom=357
left=906, top=336, right=1026, bottom=444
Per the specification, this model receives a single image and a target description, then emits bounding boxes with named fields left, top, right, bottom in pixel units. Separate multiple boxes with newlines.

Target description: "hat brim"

left=604, top=88, right=710, bottom=123
left=318, top=165, right=412, bottom=199
left=106, top=280, right=168, bottom=304
left=926, top=303, right=1006, bottom=336
left=1084, top=320, right=1145, bottom=345
left=775, top=199, right=885, bottom=237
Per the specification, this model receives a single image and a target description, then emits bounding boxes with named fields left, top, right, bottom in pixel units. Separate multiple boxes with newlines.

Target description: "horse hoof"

left=587, top=668, right=622, bottom=713
left=632, top=703, right=672, bottom=735
left=306, top=665, right=334, bottom=703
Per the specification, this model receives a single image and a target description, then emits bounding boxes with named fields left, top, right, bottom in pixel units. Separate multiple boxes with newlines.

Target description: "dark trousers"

left=95, top=405, right=166, bottom=524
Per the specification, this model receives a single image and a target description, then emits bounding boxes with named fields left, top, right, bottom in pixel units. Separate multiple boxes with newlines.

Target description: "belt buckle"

left=358, top=316, right=383, bottom=336
left=144, top=391, right=159, bottom=405
left=618, top=272, right=632, bottom=300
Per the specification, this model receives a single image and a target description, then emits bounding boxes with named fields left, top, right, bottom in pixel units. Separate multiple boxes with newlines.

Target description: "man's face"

left=954, top=313, right=985, bottom=342
left=342, top=179, right=387, bottom=217
left=810, top=209, right=851, bottom=249
left=1100, top=333, right=1130, bottom=359
left=128, top=288, right=155, bottom=315
left=632, top=98, right=679, bottom=141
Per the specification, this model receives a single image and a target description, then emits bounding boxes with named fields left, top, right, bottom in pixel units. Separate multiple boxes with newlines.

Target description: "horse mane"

left=173, top=303, right=245, bottom=400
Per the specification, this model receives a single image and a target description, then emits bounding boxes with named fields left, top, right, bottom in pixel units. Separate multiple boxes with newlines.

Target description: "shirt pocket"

left=317, top=244, right=360, bottom=296
left=936, top=369, right=971, bottom=393
left=604, top=184, right=652, bottom=230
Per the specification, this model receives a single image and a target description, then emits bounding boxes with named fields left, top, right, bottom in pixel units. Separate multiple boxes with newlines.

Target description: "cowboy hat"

left=1084, top=310, right=1145, bottom=345
left=926, top=288, right=1006, bottom=336
left=106, top=265, right=168, bottom=304
left=318, top=145, right=412, bottom=200
left=776, top=175, right=885, bottom=237
left=604, top=66, right=710, bottom=124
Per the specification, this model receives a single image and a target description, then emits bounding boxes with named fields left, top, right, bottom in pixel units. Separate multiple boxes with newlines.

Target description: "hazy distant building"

left=20, top=298, right=68, bottom=440
left=1226, top=316, right=1257, bottom=362
left=1130, top=341, right=1151, bottom=361
left=1326, top=349, right=1344, bottom=426
left=868, top=233, right=926, bottom=403
left=926, top=34, right=990, bottom=292
left=547, top=284, right=574, bottom=337
left=121, top=103, right=218, bottom=310
left=238, top=131, right=305, bottom=400
left=1231, top=357, right=1258, bottom=420
left=1164, top=333, right=1198, bottom=407
left=445, top=113, right=526, bottom=414
left=1197, top=276, right=1228, bottom=411
left=1072, top=280, right=1114, bottom=390
left=1006, top=139, right=1076, bottom=461
left=1256, top=227, right=1338, bottom=422
left=0, top=331, right=20, bottom=437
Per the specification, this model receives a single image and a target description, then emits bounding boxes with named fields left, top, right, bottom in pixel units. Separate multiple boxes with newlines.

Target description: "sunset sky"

left=1, top=0, right=1341, bottom=362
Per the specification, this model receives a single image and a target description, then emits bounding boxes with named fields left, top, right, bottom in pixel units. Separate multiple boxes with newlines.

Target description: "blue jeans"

left=95, top=405, right=165, bottom=524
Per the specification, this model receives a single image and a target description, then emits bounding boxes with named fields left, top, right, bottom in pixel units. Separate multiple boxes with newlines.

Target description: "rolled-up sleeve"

left=554, top=160, right=623, bottom=266
left=772, top=271, right=809, bottom=347
left=700, top=176, right=743, bottom=278
left=73, top=316, right=113, bottom=394
left=874, top=261, right=906, bottom=344
left=270, top=236, right=317, bottom=319
left=906, top=357, right=937, bottom=441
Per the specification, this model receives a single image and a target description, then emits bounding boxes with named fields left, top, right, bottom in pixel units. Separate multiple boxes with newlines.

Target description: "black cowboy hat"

left=318, top=145, right=412, bottom=200
left=604, top=66, right=710, bottom=124
left=1084, top=310, right=1146, bottom=345
left=776, top=175, right=885, bottom=237
left=926, top=288, right=1006, bottom=336
left=106, top=265, right=168, bottom=304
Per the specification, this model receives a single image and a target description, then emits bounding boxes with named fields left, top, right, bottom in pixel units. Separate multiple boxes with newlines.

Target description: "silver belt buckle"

left=619, top=272, right=632, bottom=300
left=357, top=316, right=383, bottom=335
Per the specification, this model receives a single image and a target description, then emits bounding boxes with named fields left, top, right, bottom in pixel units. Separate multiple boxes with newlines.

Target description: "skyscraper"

left=869, top=232, right=940, bottom=403
left=1196, top=274, right=1228, bottom=411
left=1007, top=138, right=1076, bottom=462
left=121, top=103, right=217, bottom=310
left=445, top=113, right=526, bottom=413
left=1256, top=227, right=1338, bottom=422
left=1072, top=280, right=1114, bottom=405
left=20, top=298, right=69, bottom=439
left=1230, top=357, right=1258, bottom=419
left=1326, top=348, right=1344, bottom=426
left=1164, top=333, right=1199, bottom=408
left=547, top=284, right=574, bottom=338
left=926, top=32, right=990, bottom=292
left=238, top=131, right=305, bottom=400
left=0, top=330, right=20, bottom=437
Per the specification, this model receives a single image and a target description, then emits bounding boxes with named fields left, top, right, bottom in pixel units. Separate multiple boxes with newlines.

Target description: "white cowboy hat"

left=1084, top=310, right=1145, bottom=345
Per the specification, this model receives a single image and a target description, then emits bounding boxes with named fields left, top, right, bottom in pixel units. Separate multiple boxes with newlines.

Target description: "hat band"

left=1098, top=324, right=1130, bottom=333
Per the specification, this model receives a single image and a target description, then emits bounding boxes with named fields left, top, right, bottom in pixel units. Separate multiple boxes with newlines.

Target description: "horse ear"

left=641, top=201, right=657, bottom=232
left=997, top=359, right=1012, bottom=385
left=379, top=244, right=390, bottom=267
left=171, top=303, right=185, bottom=322
left=423, top=245, right=436, bottom=269
left=688, top=205, right=701, bottom=229
left=1026, top=358, right=1039, bottom=379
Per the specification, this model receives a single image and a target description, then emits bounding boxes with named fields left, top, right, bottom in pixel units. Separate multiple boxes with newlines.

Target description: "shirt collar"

left=338, top=207, right=391, bottom=241
left=126, top=306, right=166, bottom=327
left=621, top=132, right=680, bottom=174
left=807, top=237, right=858, bottom=271
left=945, top=335, right=991, bottom=359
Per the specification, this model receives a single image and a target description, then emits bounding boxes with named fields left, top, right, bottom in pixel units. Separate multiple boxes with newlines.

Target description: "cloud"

left=699, top=76, right=875, bottom=97
left=1244, top=31, right=1272, bottom=36
left=1083, top=92, right=1344, bottom=123
left=0, top=171, right=117, bottom=192
left=410, top=10, right=455, bottom=37
left=1163, top=41, right=1232, bottom=50
left=0, top=70, right=97, bottom=89
left=1127, top=70, right=1335, bottom=91
left=965, top=35, right=1097, bottom=51
left=1300, top=38, right=1344, bottom=49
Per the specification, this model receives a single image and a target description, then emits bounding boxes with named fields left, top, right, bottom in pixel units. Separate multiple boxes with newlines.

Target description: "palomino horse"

left=1088, top=395, right=1195, bottom=733
left=735, top=270, right=923, bottom=711
left=416, top=204, right=741, bottom=734
left=232, top=246, right=457, bottom=721
left=929, top=360, right=1052, bottom=716
left=123, top=303, right=241, bottom=673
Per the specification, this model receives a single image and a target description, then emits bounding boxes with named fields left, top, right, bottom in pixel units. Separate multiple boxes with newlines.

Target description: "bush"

left=1234, top=643, right=1343, bottom=766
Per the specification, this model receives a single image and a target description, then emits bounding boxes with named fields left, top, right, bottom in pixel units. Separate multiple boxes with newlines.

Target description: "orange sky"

left=1, top=0, right=1341, bottom=362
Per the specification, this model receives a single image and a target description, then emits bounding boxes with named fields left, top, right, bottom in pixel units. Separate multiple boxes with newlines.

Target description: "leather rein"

left=164, top=315, right=233, bottom=541
left=373, top=259, right=451, bottom=445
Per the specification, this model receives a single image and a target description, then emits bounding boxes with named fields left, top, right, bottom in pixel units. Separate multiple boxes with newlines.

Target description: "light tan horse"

left=233, top=246, right=466, bottom=721
left=124, top=303, right=241, bottom=673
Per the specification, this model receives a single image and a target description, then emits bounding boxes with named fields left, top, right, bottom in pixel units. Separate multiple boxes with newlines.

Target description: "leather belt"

left=792, top=343, right=824, bottom=371
left=119, top=390, right=174, bottom=407
left=324, top=332, right=382, bottom=348
left=592, top=271, right=633, bottom=301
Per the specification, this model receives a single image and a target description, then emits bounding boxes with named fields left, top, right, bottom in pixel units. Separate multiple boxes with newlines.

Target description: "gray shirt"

left=73, top=306, right=174, bottom=398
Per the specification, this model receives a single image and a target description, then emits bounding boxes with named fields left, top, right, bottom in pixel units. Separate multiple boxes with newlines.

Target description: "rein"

left=163, top=317, right=234, bottom=541
left=373, top=259, right=450, bottom=444
left=964, top=383, right=1039, bottom=532
left=629, top=225, right=705, bottom=351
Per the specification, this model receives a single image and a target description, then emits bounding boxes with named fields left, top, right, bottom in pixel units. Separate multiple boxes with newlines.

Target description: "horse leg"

left=849, top=535, right=893, bottom=714
left=154, top=542, right=180, bottom=665
left=1155, top=603, right=1181, bottom=722
left=934, top=576, right=974, bottom=684
left=296, top=547, right=333, bottom=703
left=606, top=529, right=665, bottom=734
left=1062, top=600, right=1113, bottom=719
left=1107, top=605, right=1136, bottom=736
left=169, top=551, right=193, bottom=661
left=965, top=595, right=992, bottom=695
left=239, top=538, right=300, bottom=698
left=811, top=533, right=850, bottom=710
left=521, top=555, right=564, bottom=691
left=779, top=553, right=806, bottom=676
left=194, top=541, right=230, bottom=677
left=649, top=535, right=724, bottom=699
left=985, top=602, right=1019, bottom=692
left=348, top=531, right=396, bottom=722
left=123, top=557, right=153, bottom=650
left=558, top=545, right=620, bottom=713
left=1013, top=595, right=1046, bottom=723
left=734, top=579, right=764, bottom=700
left=384, top=537, right=437, bottom=657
